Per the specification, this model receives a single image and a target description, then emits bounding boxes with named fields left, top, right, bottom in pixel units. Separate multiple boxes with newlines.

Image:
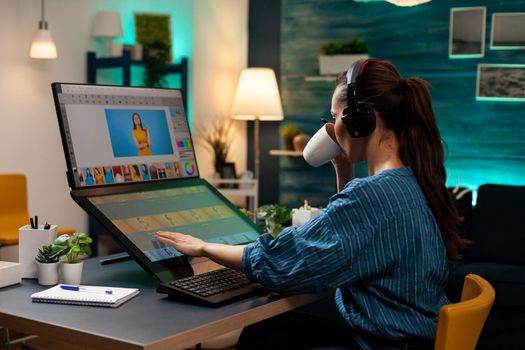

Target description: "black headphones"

left=341, top=58, right=378, bottom=138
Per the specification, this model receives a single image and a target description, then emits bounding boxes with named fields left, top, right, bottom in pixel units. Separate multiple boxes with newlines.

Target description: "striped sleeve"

left=241, top=179, right=393, bottom=294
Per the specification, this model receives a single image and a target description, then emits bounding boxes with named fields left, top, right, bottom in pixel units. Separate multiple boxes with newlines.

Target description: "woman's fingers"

left=155, top=236, right=174, bottom=246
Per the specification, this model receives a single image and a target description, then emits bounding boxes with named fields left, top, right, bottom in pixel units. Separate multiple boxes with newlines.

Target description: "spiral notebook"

left=31, top=285, right=140, bottom=308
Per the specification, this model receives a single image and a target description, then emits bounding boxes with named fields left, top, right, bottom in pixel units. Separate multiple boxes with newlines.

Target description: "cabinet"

left=86, top=51, right=188, bottom=108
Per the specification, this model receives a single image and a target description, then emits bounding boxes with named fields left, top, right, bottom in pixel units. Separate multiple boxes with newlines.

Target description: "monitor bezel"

left=71, top=177, right=260, bottom=283
left=51, top=82, right=200, bottom=191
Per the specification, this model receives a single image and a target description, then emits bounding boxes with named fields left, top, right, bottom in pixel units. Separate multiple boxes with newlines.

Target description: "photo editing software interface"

left=88, top=185, right=260, bottom=262
left=56, top=84, right=198, bottom=188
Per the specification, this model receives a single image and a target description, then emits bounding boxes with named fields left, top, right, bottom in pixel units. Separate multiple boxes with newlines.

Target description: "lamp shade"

left=92, top=11, right=123, bottom=37
left=385, top=0, right=431, bottom=6
left=232, top=68, right=284, bottom=121
left=30, top=29, right=58, bottom=59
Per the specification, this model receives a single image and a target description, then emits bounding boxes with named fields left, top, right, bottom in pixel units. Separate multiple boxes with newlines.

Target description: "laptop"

left=52, top=83, right=262, bottom=305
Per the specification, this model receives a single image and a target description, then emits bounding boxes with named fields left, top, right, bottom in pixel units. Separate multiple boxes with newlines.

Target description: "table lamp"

left=92, top=11, right=123, bottom=57
left=231, top=68, right=283, bottom=180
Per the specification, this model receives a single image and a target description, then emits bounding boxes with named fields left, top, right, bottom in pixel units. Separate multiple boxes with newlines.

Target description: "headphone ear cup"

left=341, top=103, right=376, bottom=138
left=356, top=101, right=376, bottom=137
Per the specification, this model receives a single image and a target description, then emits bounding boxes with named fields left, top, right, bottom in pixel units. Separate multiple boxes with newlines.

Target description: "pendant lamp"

left=30, top=0, right=58, bottom=59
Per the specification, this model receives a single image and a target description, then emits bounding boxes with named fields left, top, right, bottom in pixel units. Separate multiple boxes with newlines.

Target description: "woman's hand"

left=155, top=231, right=206, bottom=257
left=332, top=153, right=355, bottom=192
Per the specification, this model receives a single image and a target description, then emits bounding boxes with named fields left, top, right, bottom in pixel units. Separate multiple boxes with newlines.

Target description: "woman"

left=85, top=168, right=95, bottom=186
left=103, top=166, right=114, bottom=184
left=131, top=165, right=142, bottom=182
left=93, top=167, right=104, bottom=185
left=141, top=164, right=150, bottom=181
left=132, top=113, right=152, bottom=156
left=155, top=59, right=464, bottom=349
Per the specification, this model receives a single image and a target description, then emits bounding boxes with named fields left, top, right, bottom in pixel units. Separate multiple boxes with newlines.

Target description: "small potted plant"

left=258, top=204, right=292, bottom=237
left=319, top=38, right=370, bottom=75
left=201, top=119, right=234, bottom=175
left=52, top=233, right=92, bottom=285
left=35, top=244, right=60, bottom=286
left=279, top=124, right=301, bottom=150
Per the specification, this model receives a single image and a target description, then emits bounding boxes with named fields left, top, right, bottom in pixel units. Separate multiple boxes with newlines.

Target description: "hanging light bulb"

left=30, top=0, right=58, bottom=59
left=385, top=0, right=431, bottom=6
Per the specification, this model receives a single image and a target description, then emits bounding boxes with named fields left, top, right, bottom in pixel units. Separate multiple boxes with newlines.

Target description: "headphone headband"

left=341, top=58, right=379, bottom=138
left=346, top=58, right=379, bottom=90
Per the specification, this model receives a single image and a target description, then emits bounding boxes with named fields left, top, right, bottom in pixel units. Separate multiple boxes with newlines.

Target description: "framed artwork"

left=476, top=64, right=525, bottom=101
left=449, top=7, right=486, bottom=58
left=134, top=13, right=172, bottom=61
left=490, top=13, right=525, bottom=50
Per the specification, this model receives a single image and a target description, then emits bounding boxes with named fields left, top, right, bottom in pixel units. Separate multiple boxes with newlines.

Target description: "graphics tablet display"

left=86, top=181, right=259, bottom=263
left=53, top=83, right=259, bottom=283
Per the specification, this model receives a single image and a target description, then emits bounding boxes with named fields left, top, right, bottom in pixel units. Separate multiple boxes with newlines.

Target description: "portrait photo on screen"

left=105, top=109, right=175, bottom=157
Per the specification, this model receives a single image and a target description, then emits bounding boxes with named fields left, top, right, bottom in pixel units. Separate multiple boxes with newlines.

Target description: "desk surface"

left=0, top=257, right=324, bottom=350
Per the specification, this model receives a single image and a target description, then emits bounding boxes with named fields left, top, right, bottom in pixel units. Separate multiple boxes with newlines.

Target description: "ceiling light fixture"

left=29, top=0, right=58, bottom=59
left=385, top=0, right=431, bottom=7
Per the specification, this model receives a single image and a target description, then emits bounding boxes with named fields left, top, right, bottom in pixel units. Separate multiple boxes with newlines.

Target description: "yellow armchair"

left=0, top=174, right=76, bottom=247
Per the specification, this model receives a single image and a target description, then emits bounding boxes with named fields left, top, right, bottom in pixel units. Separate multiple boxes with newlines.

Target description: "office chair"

left=434, top=274, right=495, bottom=350
left=0, top=174, right=76, bottom=261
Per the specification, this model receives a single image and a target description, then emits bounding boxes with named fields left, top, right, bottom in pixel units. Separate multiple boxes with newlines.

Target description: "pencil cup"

left=18, top=225, right=57, bottom=279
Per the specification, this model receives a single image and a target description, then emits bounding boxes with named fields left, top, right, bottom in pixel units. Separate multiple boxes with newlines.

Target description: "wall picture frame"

left=134, top=13, right=172, bottom=62
left=449, top=7, right=486, bottom=58
left=490, top=13, right=525, bottom=50
left=476, top=64, right=525, bottom=102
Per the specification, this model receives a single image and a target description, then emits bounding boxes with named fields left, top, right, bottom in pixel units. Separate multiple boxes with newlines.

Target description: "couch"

left=446, top=184, right=525, bottom=350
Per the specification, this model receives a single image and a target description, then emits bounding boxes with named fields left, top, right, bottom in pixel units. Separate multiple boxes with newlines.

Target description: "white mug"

left=303, top=123, right=342, bottom=167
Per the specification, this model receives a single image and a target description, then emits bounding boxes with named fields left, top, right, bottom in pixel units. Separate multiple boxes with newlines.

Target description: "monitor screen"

left=87, top=182, right=260, bottom=262
left=54, top=84, right=198, bottom=188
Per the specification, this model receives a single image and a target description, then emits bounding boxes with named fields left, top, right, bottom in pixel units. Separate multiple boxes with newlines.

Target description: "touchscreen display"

left=88, top=184, right=259, bottom=262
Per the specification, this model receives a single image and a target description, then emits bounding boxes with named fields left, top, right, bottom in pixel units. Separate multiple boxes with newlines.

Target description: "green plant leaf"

left=53, top=235, right=70, bottom=245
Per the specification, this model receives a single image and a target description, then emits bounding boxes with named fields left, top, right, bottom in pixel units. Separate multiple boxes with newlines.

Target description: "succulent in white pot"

left=52, top=233, right=92, bottom=285
left=35, top=244, right=60, bottom=286
left=318, top=39, right=370, bottom=75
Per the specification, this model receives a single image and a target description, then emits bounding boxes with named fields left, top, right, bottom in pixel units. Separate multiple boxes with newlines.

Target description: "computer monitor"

left=53, top=83, right=198, bottom=189
left=52, top=83, right=260, bottom=283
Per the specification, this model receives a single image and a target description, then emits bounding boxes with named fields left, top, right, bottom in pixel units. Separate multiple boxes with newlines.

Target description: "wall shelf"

left=304, top=76, right=336, bottom=82
left=269, top=149, right=303, bottom=157
left=87, top=51, right=188, bottom=107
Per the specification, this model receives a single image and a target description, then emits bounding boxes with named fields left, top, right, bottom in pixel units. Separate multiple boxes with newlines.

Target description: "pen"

left=30, top=217, right=35, bottom=229
left=60, top=285, right=113, bottom=295
left=35, top=215, right=38, bottom=229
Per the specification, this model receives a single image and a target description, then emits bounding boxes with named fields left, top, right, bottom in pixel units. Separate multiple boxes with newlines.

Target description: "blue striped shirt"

left=242, top=167, right=449, bottom=349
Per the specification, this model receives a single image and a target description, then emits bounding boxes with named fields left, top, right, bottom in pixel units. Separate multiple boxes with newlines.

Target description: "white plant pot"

left=60, top=261, right=84, bottom=285
left=318, top=54, right=370, bottom=75
left=36, top=261, right=59, bottom=286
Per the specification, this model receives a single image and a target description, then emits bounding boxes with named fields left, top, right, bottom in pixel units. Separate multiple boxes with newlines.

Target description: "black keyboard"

left=157, top=268, right=262, bottom=305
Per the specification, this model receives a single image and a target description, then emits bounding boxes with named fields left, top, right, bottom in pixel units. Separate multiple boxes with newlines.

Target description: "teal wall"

left=93, top=0, right=194, bottom=124
left=280, top=0, right=525, bottom=208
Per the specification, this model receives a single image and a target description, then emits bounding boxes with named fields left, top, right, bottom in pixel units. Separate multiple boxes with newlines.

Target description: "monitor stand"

left=99, top=252, right=133, bottom=265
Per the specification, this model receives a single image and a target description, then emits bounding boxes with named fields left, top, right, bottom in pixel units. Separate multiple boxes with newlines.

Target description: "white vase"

left=318, top=53, right=370, bottom=75
left=36, top=261, right=59, bottom=286
left=60, top=261, right=84, bottom=285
